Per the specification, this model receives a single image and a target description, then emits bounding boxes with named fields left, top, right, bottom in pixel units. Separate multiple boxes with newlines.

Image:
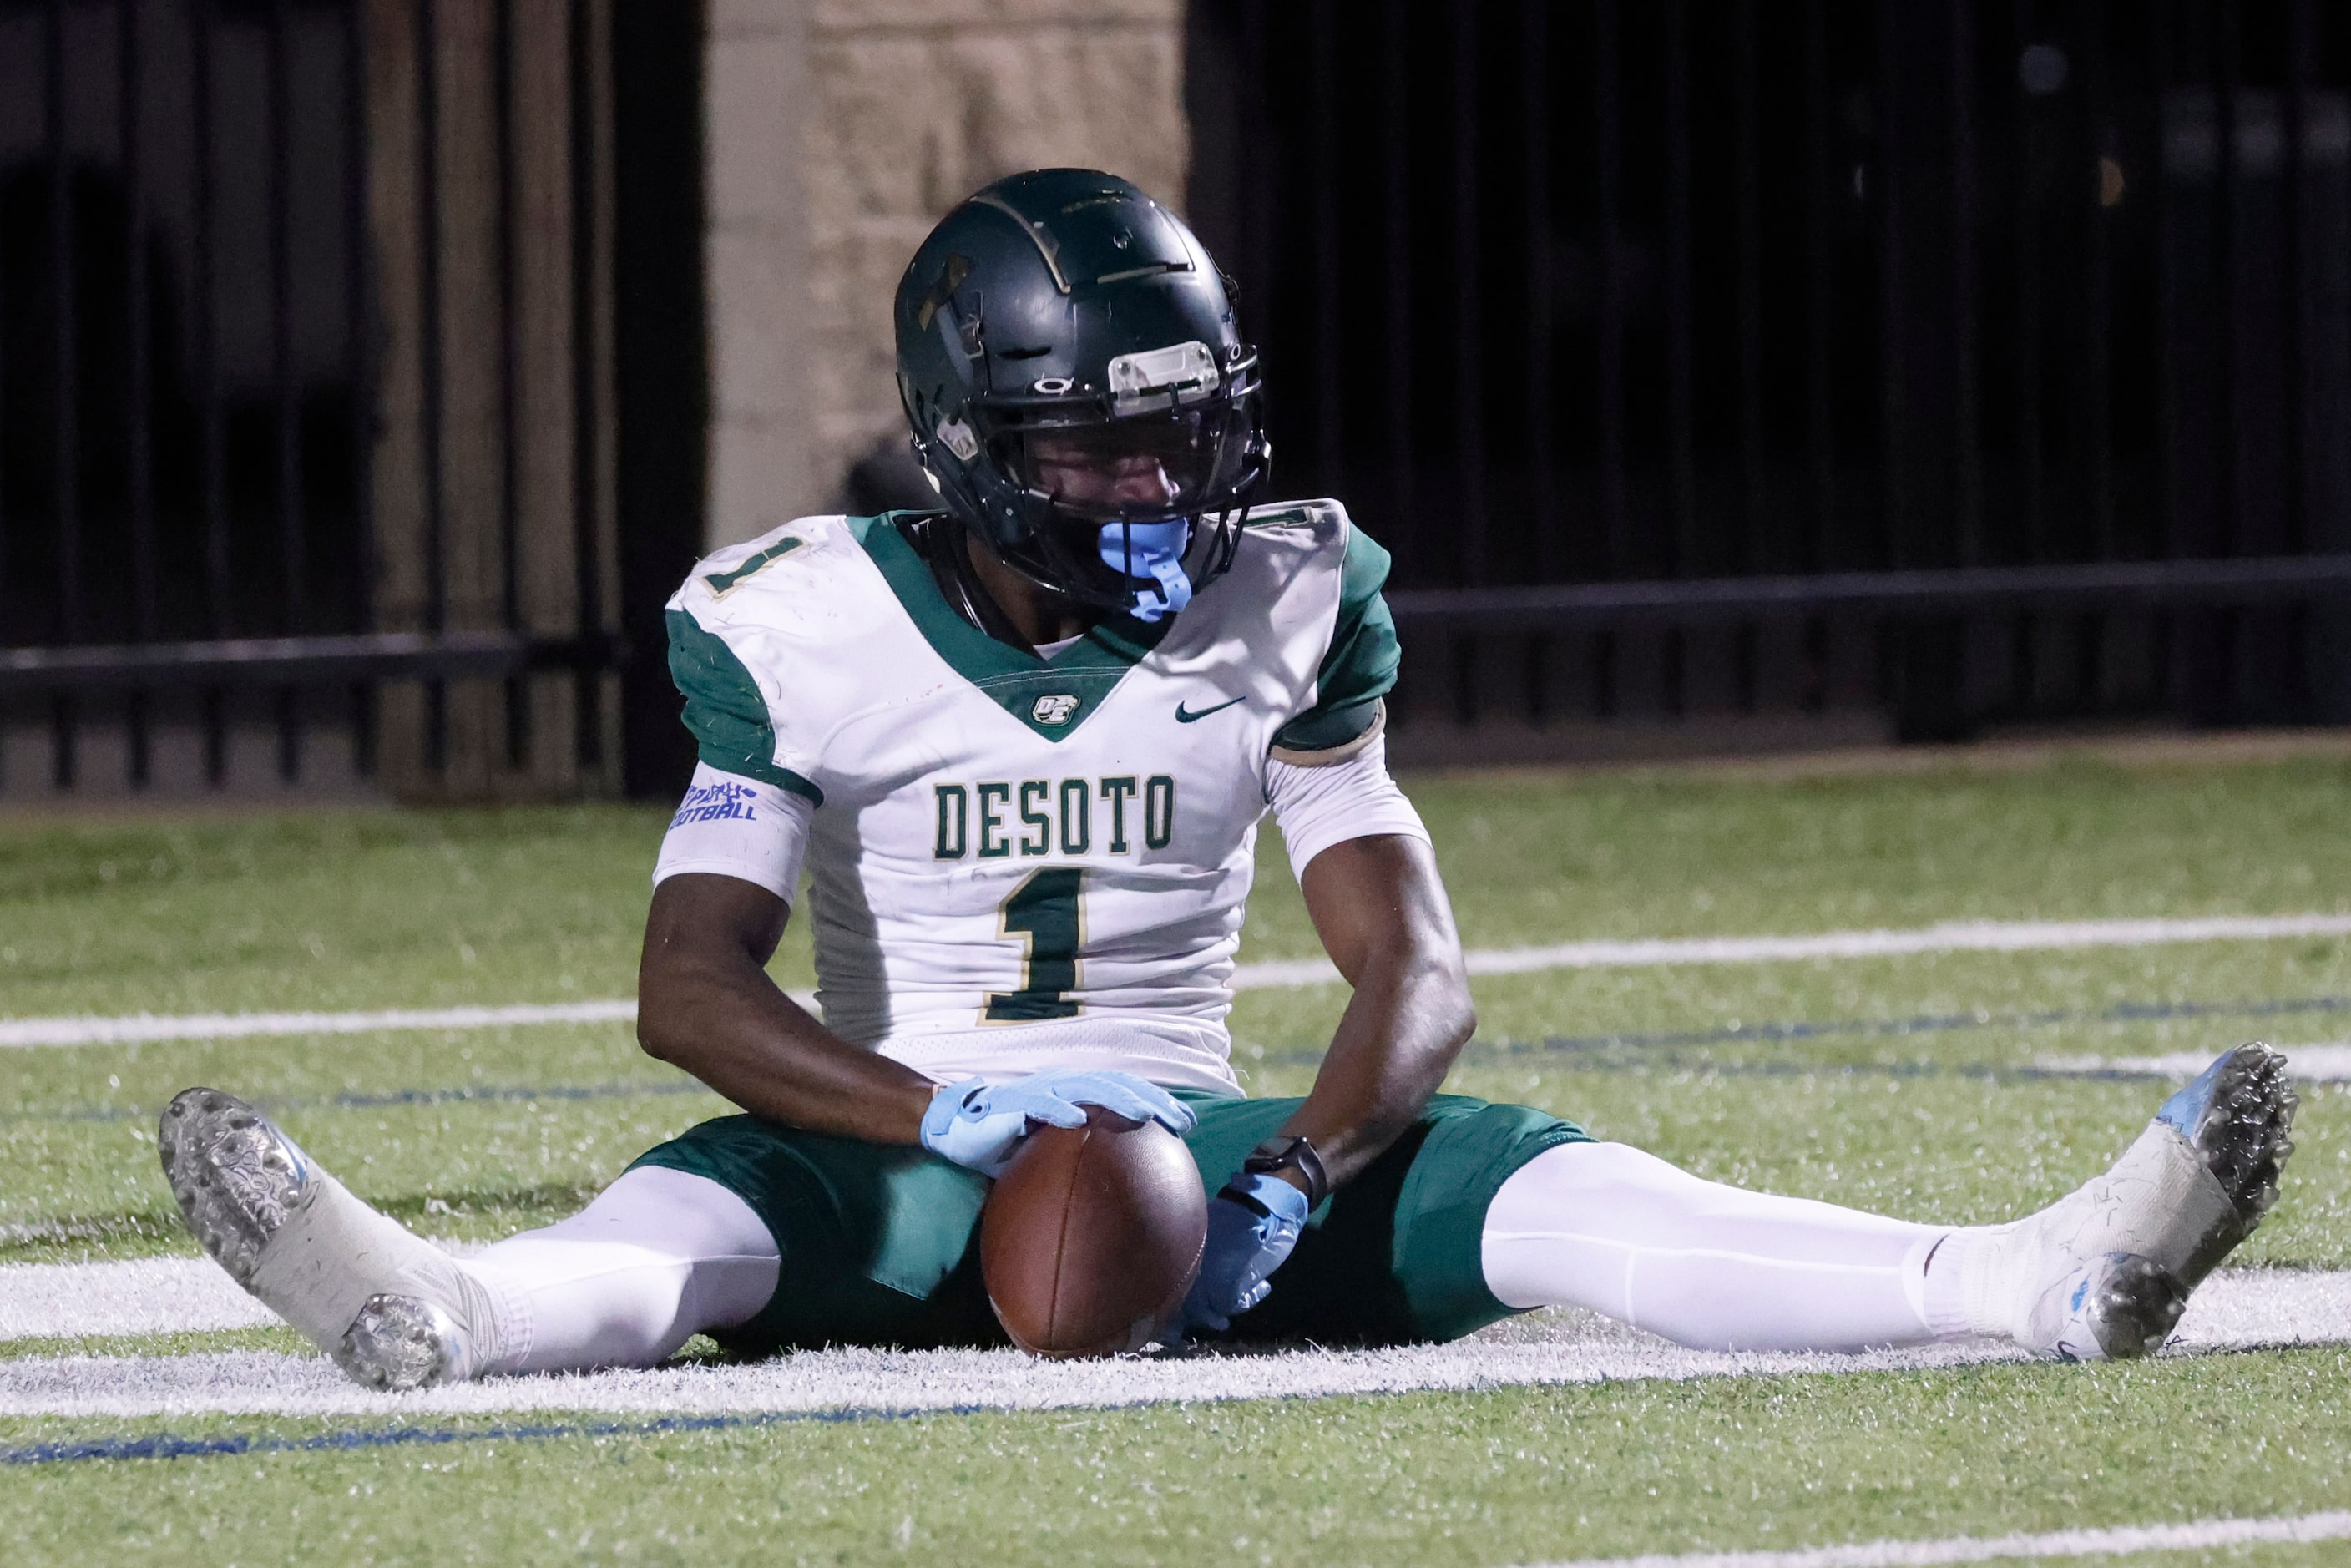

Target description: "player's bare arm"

left=637, top=866, right=1192, bottom=1176
left=637, top=873, right=935, bottom=1144
left=1277, top=833, right=1474, bottom=1194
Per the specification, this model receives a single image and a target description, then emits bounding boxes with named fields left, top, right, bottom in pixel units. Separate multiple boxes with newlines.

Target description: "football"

left=981, top=1106, right=1209, bottom=1358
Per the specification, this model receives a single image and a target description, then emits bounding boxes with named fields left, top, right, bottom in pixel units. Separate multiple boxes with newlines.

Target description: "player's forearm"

left=637, top=952, right=935, bottom=1142
left=1286, top=834, right=1477, bottom=1191
left=636, top=874, right=933, bottom=1144
left=1280, top=944, right=1474, bottom=1190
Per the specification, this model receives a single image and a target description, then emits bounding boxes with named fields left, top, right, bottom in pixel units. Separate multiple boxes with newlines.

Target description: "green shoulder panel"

left=664, top=606, right=824, bottom=805
left=1272, top=521, right=1401, bottom=754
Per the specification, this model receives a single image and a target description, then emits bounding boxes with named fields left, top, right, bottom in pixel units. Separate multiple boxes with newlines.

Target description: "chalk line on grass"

left=8, top=911, right=2351, bottom=1049
left=0, top=1000, right=641, bottom=1050
left=2042, top=1043, right=2351, bottom=1081
left=8, top=1251, right=2348, bottom=1353
left=0, top=1267, right=2341, bottom=1419
left=0, top=1241, right=501, bottom=1340
left=0, top=1257, right=276, bottom=1339
left=1231, top=912, right=2351, bottom=990
left=1517, top=1508, right=2351, bottom=1568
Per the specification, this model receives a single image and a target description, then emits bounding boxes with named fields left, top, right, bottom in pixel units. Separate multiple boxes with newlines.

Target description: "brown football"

left=980, top=1105, right=1208, bottom=1358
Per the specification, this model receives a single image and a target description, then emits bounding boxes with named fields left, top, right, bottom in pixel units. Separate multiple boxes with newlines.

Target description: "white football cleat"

left=158, top=1087, right=508, bottom=1389
left=1964, top=1043, right=2296, bottom=1361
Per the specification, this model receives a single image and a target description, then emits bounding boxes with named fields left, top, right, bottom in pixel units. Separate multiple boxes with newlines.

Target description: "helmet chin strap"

left=908, top=513, right=1046, bottom=650
left=1101, top=519, right=1193, bottom=623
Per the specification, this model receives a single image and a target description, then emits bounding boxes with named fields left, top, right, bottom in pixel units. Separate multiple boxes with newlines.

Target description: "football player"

left=161, top=170, right=2295, bottom=1388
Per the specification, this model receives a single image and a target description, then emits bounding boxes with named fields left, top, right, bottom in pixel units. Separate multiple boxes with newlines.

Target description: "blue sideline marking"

left=0, top=1405, right=973, bottom=1468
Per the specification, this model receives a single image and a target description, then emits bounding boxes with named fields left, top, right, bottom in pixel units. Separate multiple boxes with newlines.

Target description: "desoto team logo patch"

left=1031, top=694, right=1081, bottom=726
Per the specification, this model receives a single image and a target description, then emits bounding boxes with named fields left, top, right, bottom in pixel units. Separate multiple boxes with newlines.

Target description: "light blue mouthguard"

left=1100, top=520, right=1193, bottom=622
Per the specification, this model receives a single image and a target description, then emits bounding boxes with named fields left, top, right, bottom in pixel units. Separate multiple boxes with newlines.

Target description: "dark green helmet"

left=892, top=169, right=1269, bottom=620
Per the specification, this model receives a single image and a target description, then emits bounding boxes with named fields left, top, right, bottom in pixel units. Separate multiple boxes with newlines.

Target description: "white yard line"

left=0, top=1265, right=2343, bottom=1419
left=0, top=1257, right=277, bottom=1338
left=1516, top=1509, right=2351, bottom=1568
left=1449, top=911, right=2351, bottom=978
left=0, top=1243, right=493, bottom=1339
left=1238, top=911, right=2351, bottom=989
left=2044, top=1043, right=2351, bottom=1081
left=0, top=994, right=801, bottom=1050
left=0, top=1000, right=641, bottom=1050
left=9, top=911, right=2351, bottom=1049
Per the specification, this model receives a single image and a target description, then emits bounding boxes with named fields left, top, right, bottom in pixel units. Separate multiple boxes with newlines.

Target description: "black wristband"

left=1240, top=1135, right=1329, bottom=1210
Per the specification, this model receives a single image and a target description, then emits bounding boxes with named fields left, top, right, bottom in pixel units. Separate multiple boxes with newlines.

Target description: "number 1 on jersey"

left=986, top=867, right=1084, bottom=1022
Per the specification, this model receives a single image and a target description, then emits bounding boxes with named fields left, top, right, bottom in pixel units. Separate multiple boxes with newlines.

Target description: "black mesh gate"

left=0, top=0, right=638, bottom=798
left=1188, top=0, right=2351, bottom=741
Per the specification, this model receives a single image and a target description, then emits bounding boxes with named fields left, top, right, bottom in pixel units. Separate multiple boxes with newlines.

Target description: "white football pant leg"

left=1480, top=1141, right=1946, bottom=1352
left=463, top=1166, right=780, bottom=1375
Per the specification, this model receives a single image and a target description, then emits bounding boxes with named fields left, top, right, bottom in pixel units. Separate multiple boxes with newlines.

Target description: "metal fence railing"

left=0, top=0, right=623, bottom=798
left=16, top=3, right=2348, bottom=795
left=1189, top=0, right=2351, bottom=740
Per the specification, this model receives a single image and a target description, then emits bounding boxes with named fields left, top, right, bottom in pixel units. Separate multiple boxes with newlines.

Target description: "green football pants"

left=629, top=1090, right=1587, bottom=1354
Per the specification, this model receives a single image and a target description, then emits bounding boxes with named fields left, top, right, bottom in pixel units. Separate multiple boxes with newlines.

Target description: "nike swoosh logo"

left=1175, top=695, right=1246, bottom=724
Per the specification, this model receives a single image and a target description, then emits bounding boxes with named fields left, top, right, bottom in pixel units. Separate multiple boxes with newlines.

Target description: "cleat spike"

left=2082, top=1254, right=2188, bottom=1360
left=337, top=1295, right=463, bottom=1392
left=2044, top=1254, right=2189, bottom=1363
left=158, top=1087, right=313, bottom=1287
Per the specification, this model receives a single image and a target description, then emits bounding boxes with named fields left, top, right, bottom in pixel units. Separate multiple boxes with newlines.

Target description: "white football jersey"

left=661, top=501, right=1398, bottom=1091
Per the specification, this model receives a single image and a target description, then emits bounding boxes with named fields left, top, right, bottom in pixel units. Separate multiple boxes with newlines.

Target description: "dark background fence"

left=12, top=1, right=2351, bottom=800
left=1189, top=0, right=2351, bottom=745
left=2, top=0, right=382, bottom=788
left=0, top=0, right=710, bottom=800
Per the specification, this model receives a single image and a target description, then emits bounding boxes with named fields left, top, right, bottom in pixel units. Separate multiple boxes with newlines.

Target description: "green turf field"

left=5, top=746, right=2351, bottom=1564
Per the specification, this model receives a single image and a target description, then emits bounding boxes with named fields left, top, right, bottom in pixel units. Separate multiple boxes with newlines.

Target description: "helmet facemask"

left=914, top=345, right=1269, bottom=624
left=993, top=393, right=1263, bottom=620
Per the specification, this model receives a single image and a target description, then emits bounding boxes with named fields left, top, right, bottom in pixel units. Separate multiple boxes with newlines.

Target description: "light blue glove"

left=918, top=1068, right=1196, bottom=1179
left=1178, top=1170, right=1310, bottom=1333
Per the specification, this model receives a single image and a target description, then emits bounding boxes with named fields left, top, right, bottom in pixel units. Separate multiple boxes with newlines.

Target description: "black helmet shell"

left=892, top=169, right=1267, bottom=613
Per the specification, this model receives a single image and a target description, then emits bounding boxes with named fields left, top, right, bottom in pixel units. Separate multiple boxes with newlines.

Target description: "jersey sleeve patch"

left=665, top=607, right=823, bottom=805
left=654, top=761, right=814, bottom=901
left=1271, top=521, right=1401, bottom=756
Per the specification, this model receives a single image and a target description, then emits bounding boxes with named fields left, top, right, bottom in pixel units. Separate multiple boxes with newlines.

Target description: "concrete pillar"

left=706, top=0, right=822, bottom=549
left=703, top=0, right=1189, bottom=547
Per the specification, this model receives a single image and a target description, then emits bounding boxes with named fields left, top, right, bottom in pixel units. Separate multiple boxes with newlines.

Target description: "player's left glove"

left=1177, top=1171, right=1310, bottom=1334
left=919, top=1069, right=1196, bottom=1179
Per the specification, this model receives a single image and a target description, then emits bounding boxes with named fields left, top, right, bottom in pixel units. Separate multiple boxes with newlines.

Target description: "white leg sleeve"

left=461, top=1166, right=781, bottom=1375
left=1481, top=1141, right=1949, bottom=1353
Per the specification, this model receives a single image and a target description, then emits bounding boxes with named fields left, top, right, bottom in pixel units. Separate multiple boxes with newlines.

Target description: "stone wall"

left=704, top=0, right=1189, bottom=548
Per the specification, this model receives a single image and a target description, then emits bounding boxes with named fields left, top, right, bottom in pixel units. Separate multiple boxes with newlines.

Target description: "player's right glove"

left=1177, top=1171, right=1310, bottom=1334
left=918, top=1069, right=1196, bottom=1179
